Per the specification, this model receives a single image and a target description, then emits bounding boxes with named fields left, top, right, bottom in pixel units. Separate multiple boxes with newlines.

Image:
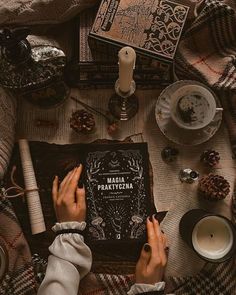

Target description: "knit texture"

left=0, top=89, right=16, bottom=180
left=0, top=0, right=99, bottom=25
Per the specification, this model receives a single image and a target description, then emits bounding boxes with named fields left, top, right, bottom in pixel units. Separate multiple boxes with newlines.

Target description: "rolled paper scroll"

left=18, top=139, right=46, bottom=235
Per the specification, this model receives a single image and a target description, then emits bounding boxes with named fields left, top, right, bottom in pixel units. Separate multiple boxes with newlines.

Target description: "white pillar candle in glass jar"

left=192, top=215, right=234, bottom=260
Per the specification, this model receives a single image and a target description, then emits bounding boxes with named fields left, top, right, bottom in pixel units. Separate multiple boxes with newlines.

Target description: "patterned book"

left=82, top=143, right=151, bottom=245
left=89, top=0, right=189, bottom=61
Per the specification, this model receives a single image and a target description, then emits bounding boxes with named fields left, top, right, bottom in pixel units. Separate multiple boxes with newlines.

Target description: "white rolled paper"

left=18, top=139, right=46, bottom=235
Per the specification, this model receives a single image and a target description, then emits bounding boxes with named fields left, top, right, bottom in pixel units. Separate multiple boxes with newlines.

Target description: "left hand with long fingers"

left=52, top=165, right=86, bottom=223
left=135, top=215, right=168, bottom=285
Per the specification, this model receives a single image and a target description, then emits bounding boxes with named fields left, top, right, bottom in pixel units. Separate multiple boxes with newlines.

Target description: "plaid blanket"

left=175, top=0, right=236, bottom=156
left=0, top=196, right=37, bottom=295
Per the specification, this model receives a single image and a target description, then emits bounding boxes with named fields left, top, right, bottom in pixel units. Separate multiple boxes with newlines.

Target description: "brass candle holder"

left=108, top=79, right=139, bottom=121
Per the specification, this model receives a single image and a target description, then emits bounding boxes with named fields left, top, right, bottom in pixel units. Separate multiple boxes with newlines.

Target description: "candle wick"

left=210, top=234, right=214, bottom=238
left=125, top=51, right=128, bottom=55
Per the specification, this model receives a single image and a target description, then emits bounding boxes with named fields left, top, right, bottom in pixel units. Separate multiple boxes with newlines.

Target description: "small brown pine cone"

left=70, top=109, right=95, bottom=134
left=200, top=149, right=220, bottom=167
left=198, top=173, right=230, bottom=201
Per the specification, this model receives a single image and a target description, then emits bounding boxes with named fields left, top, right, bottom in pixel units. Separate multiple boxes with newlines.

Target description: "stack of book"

left=70, top=6, right=173, bottom=89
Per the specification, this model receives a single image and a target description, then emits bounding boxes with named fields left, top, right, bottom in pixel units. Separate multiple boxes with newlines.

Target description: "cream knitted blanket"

left=0, top=0, right=99, bottom=25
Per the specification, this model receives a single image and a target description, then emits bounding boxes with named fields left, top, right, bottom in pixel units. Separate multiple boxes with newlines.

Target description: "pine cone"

left=198, top=174, right=230, bottom=201
left=200, top=149, right=220, bottom=167
left=70, top=109, right=95, bottom=134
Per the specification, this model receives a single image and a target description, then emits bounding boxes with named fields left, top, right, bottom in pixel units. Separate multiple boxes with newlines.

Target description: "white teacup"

left=170, top=84, right=222, bottom=130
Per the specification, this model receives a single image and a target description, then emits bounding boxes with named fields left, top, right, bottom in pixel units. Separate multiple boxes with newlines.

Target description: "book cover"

left=89, top=0, right=189, bottom=62
left=82, top=142, right=151, bottom=245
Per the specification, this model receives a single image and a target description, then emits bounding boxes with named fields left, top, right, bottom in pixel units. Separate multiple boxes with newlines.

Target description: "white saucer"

left=155, top=80, right=222, bottom=146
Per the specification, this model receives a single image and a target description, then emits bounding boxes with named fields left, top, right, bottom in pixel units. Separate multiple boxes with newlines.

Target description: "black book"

left=81, top=142, right=151, bottom=247
left=5, top=141, right=153, bottom=261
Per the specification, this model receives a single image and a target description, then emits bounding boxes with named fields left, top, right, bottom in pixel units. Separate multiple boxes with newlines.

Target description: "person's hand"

left=52, top=166, right=86, bottom=223
left=135, top=215, right=168, bottom=285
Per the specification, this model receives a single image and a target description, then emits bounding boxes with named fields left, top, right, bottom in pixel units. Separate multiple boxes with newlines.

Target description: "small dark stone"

left=161, top=146, right=179, bottom=162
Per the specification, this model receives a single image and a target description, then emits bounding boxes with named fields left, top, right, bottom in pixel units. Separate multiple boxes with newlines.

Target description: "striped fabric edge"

left=214, top=62, right=236, bottom=90
left=210, top=4, right=236, bottom=56
left=180, top=0, right=232, bottom=37
left=174, top=52, right=208, bottom=84
left=0, top=198, right=20, bottom=224
left=232, top=180, right=236, bottom=225
left=94, top=273, right=133, bottom=295
left=171, top=252, right=236, bottom=295
left=0, top=263, right=37, bottom=295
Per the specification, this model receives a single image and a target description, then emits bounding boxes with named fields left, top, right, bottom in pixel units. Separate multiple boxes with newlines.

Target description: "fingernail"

left=147, top=216, right=152, bottom=222
left=78, top=181, right=83, bottom=188
left=154, top=214, right=159, bottom=220
left=152, top=214, right=158, bottom=222
left=143, top=243, right=151, bottom=252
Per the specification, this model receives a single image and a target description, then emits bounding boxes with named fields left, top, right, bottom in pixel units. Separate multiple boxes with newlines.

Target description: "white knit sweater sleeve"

left=37, top=221, right=92, bottom=295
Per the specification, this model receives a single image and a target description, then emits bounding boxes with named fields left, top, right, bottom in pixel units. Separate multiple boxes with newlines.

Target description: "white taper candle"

left=118, top=46, right=136, bottom=93
left=18, top=139, right=46, bottom=235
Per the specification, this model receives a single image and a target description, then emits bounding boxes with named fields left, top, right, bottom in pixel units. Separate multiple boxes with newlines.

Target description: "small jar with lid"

left=0, top=28, right=69, bottom=108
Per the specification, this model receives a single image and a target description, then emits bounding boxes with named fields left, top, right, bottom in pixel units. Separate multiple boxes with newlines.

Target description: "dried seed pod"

left=200, top=149, right=220, bottom=167
left=70, top=109, right=95, bottom=134
left=198, top=173, right=230, bottom=201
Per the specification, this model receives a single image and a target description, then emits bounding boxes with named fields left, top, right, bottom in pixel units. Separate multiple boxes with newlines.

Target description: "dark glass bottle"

left=0, top=28, right=69, bottom=108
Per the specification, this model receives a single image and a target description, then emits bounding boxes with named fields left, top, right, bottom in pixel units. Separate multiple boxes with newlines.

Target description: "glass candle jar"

left=179, top=209, right=236, bottom=263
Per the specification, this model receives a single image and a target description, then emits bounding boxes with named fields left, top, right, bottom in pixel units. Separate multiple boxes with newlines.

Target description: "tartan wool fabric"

left=175, top=0, right=236, bottom=156
left=79, top=273, right=134, bottom=295
left=175, top=0, right=236, bottom=91
left=171, top=259, right=236, bottom=295
left=0, top=196, right=37, bottom=295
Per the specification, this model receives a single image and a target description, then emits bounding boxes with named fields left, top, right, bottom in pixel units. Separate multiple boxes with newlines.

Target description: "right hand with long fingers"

left=52, top=165, right=86, bottom=223
left=135, top=215, right=168, bottom=285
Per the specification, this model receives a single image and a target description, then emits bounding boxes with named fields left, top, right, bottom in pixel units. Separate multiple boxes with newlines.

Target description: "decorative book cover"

left=82, top=143, right=151, bottom=244
left=89, top=0, right=189, bottom=62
